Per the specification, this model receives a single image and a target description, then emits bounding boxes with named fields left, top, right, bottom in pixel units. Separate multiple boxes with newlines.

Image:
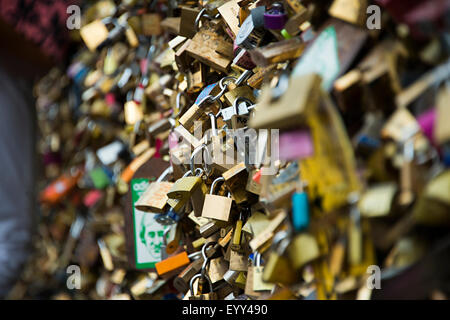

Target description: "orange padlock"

left=155, top=251, right=190, bottom=276
left=40, top=168, right=83, bottom=205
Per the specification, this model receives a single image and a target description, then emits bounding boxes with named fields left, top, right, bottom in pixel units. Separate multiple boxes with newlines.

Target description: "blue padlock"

left=195, top=82, right=219, bottom=104
left=154, top=207, right=181, bottom=225
left=292, top=191, right=309, bottom=232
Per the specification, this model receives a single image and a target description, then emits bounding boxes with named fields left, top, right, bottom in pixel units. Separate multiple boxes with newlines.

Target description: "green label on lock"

left=131, top=178, right=169, bottom=269
left=292, top=26, right=340, bottom=91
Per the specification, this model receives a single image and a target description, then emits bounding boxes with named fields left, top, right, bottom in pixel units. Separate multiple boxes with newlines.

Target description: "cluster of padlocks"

left=8, top=0, right=450, bottom=300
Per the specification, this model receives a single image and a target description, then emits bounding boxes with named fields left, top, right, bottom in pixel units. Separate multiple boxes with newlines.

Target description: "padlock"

left=199, top=220, right=222, bottom=238
left=80, top=19, right=109, bottom=51
left=135, top=181, right=173, bottom=213
left=222, top=162, right=249, bottom=204
left=249, top=37, right=305, bottom=67
left=174, top=257, right=203, bottom=293
left=264, top=3, right=288, bottom=30
left=262, top=231, right=297, bottom=285
left=231, top=212, right=244, bottom=252
left=223, top=269, right=240, bottom=285
left=209, top=113, right=236, bottom=174
left=291, top=183, right=310, bottom=232
left=208, top=257, right=229, bottom=284
left=221, top=97, right=254, bottom=129
left=252, top=252, right=275, bottom=291
left=244, top=255, right=261, bottom=297
left=235, top=13, right=265, bottom=51
left=179, top=99, right=220, bottom=133
left=246, top=169, right=262, bottom=195
left=328, top=0, right=368, bottom=27
left=186, top=29, right=233, bottom=73
left=188, top=242, right=218, bottom=299
left=166, top=169, right=206, bottom=215
left=40, top=168, right=84, bottom=205
left=283, top=4, right=308, bottom=36
left=179, top=6, right=201, bottom=38
left=217, top=0, right=241, bottom=38
left=249, top=209, right=287, bottom=252
left=202, top=176, right=233, bottom=222
left=155, top=251, right=190, bottom=276
left=249, top=73, right=322, bottom=130
left=287, top=232, right=320, bottom=270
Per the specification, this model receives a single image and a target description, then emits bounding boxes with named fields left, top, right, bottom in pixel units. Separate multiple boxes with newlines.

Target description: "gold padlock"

left=249, top=74, right=322, bottom=130
left=262, top=231, right=297, bottom=285
left=80, top=20, right=109, bottom=51
left=166, top=173, right=206, bottom=215
left=287, top=232, right=320, bottom=270
left=222, top=162, right=249, bottom=204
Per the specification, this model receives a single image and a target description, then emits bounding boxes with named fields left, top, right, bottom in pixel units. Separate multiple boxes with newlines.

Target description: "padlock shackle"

left=255, top=251, right=261, bottom=267
left=232, top=97, right=253, bottom=116
left=271, top=230, right=290, bottom=255
left=219, top=76, right=237, bottom=92
left=194, top=8, right=221, bottom=32
left=157, top=166, right=173, bottom=182
left=209, top=113, right=217, bottom=137
left=210, top=177, right=225, bottom=195
left=190, top=144, right=212, bottom=176
left=235, top=70, right=253, bottom=86
left=189, top=273, right=213, bottom=295
left=173, top=91, right=188, bottom=118
left=271, top=73, right=290, bottom=100
left=162, top=226, right=171, bottom=245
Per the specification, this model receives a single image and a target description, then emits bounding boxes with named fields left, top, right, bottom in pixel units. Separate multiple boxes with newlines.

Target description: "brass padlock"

left=252, top=252, right=275, bottom=291
left=249, top=73, right=322, bottom=130
left=188, top=242, right=218, bottom=300
left=135, top=181, right=173, bottom=213
left=287, top=232, right=320, bottom=270
left=229, top=250, right=248, bottom=272
left=174, top=256, right=203, bottom=293
left=262, top=231, right=297, bottom=285
left=179, top=6, right=201, bottom=38
left=186, top=28, right=233, bottom=73
left=222, top=162, right=249, bottom=204
left=208, top=257, right=229, bottom=284
left=166, top=168, right=207, bottom=216
left=80, top=19, right=109, bottom=51
left=202, top=177, right=233, bottom=222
